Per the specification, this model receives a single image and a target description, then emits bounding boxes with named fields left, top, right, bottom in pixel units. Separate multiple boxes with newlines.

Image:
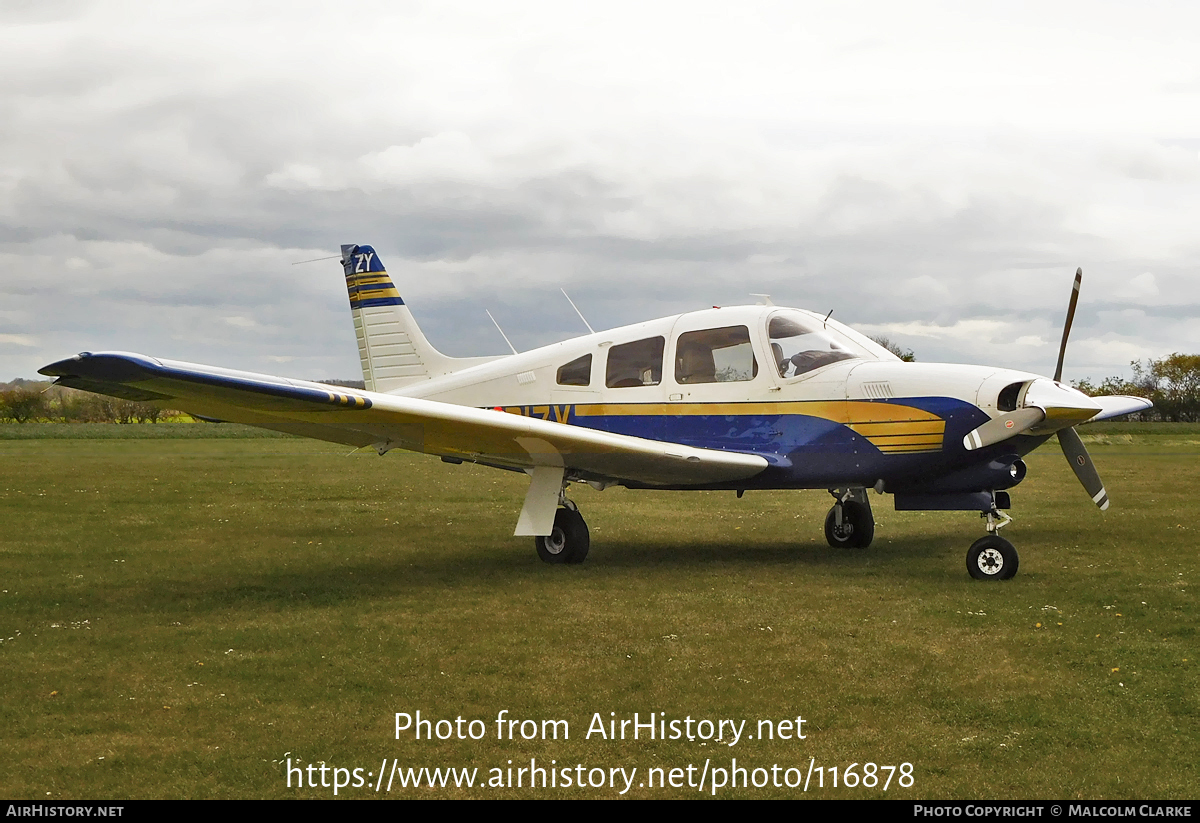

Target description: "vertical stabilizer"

left=341, top=244, right=487, bottom=392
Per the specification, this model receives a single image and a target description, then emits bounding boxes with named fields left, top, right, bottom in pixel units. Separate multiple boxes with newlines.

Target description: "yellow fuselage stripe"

left=571, top=400, right=942, bottom=423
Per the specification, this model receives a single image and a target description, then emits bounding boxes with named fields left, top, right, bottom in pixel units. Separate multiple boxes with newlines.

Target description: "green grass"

left=0, top=436, right=1195, bottom=799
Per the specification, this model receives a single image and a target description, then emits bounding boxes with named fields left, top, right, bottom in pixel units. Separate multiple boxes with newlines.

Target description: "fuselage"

left=391, top=304, right=1072, bottom=494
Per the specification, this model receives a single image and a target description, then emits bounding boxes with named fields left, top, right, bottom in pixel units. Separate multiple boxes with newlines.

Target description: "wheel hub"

left=976, top=547, right=1004, bottom=575
left=544, top=527, right=566, bottom=555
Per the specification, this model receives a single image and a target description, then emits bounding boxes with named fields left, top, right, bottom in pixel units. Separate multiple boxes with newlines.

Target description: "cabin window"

left=675, top=326, right=758, bottom=384
left=556, top=354, right=592, bottom=386
left=768, top=312, right=860, bottom=378
left=605, top=336, right=665, bottom=388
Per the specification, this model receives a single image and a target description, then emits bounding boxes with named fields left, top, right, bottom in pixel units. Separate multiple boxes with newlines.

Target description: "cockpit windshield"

left=768, top=311, right=867, bottom=378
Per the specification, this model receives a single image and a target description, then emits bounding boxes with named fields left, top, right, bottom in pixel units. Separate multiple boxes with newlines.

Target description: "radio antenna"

left=291, top=254, right=341, bottom=265
left=486, top=310, right=519, bottom=355
left=561, top=289, right=595, bottom=334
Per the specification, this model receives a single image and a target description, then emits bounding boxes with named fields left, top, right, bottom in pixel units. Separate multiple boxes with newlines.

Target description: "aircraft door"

left=665, top=317, right=769, bottom=450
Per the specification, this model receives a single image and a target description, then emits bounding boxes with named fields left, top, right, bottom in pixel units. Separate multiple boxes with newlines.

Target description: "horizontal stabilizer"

left=1086, top=395, right=1154, bottom=423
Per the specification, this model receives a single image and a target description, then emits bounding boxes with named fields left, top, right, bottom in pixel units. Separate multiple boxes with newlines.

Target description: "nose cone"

left=1023, top=378, right=1102, bottom=430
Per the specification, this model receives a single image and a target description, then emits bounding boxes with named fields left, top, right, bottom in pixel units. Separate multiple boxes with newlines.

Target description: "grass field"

left=1, top=426, right=1196, bottom=798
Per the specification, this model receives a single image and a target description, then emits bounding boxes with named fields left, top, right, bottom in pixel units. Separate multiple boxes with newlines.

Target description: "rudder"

left=341, top=244, right=474, bottom=392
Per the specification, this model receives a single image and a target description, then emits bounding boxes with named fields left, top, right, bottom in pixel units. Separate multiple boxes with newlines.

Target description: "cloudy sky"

left=3, top=1, right=1199, bottom=385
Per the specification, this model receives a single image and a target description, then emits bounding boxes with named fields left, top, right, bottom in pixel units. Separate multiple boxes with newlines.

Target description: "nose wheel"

left=967, top=501, right=1019, bottom=580
left=967, top=535, right=1018, bottom=580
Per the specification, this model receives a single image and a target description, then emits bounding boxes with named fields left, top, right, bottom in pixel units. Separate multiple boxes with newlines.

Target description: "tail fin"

left=340, top=244, right=495, bottom=392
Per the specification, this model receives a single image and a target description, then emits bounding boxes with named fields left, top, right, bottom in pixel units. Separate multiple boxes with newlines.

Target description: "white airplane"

left=41, top=245, right=1152, bottom=580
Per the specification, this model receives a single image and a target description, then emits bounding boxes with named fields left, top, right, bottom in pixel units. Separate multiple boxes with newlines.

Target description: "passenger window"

left=675, top=326, right=758, bottom=384
left=605, top=337, right=665, bottom=388
left=556, top=354, right=592, bottom=386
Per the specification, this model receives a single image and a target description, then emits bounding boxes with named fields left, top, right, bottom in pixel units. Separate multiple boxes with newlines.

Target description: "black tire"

left=967, top=535, right=1019, bottom=580
left=823, top=501, right=874, bottom=549
left=535, top=507, right=590, bottom=564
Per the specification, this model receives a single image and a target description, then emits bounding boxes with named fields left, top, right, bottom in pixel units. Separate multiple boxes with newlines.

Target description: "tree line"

left=0, top=382, right=172, bottom=423
left=1072, top=353, right=1200, bottom=422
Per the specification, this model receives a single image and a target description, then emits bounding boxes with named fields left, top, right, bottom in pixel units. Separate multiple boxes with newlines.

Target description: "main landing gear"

left=967, top=501, right=1018, bottom=581
left=825, top=488, right=874, bottom=549
left=535, top=500, right=590, bottom=564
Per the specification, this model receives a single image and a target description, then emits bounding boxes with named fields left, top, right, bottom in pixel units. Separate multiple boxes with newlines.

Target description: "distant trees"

left=1073, top=353, right=1200, bottom=422
left=0, top=383, right=172, bottom=424
left=869, top=336, right=916, bottom=362
left=0, top=388, right=48, bottom=422
left=56, top=394, right=168, bottom=424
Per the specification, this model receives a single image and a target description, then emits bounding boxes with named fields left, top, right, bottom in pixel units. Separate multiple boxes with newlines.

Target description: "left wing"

left=40, top=352, right=768, bottom=488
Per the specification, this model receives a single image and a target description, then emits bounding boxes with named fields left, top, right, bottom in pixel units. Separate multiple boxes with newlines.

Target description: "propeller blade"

left=963, top=407, right=1046, bottom=451
left=1054, top=268, right=1082, bottom=383
left=1058, top=425, right=1109, bottom=510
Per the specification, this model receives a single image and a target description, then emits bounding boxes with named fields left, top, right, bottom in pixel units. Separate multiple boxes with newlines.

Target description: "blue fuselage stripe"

left=496, top=398, right=1033, bottom=489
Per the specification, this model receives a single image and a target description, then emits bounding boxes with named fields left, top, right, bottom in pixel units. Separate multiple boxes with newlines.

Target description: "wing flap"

left=41, top=352, right=768, bottom=486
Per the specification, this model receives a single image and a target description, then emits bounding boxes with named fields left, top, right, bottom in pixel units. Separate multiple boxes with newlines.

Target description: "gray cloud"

left=3, top=2, right=1199, bottom=385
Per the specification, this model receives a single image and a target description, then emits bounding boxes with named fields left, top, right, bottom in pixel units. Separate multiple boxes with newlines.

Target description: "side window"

left=556, top=354, right=592, bottom=386
left=605, top=337, right=665, bottom=388
left=675, top=326, right=758, bottom=384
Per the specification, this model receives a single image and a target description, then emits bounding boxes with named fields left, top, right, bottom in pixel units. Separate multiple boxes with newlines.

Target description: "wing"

left=40, top=351, right=768, bottom=488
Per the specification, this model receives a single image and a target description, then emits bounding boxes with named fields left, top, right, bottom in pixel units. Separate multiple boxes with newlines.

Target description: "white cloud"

left=1114, top=272, right=1160, bottom=301
left=864, top=319, right=1014, bottom=343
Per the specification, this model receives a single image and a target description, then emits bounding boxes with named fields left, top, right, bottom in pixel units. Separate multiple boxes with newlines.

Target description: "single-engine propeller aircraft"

left=41, top=245, right=1152, bottom=580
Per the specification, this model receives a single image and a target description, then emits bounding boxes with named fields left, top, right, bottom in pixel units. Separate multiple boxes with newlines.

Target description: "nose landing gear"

left=967, top=501, right=1018, bottom=580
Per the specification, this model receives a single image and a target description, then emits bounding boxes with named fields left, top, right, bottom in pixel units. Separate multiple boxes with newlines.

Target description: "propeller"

left=963, top=407, right=1045, bottom=451
left=1053, top=268, right=1109, bottom=510
left=1058, top=425, right=1110, bottom=510
left=958, top=267, right=1110, bottom=509
left=1054, top=268, right=1082, bottom=383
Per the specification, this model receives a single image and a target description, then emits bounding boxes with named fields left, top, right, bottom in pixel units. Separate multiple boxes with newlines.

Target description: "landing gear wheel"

left=967, top=535, right=1019, bottom=580
left=535, top=507, right=590, bottom=564
left=824, top=501, right=874, bottom=548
